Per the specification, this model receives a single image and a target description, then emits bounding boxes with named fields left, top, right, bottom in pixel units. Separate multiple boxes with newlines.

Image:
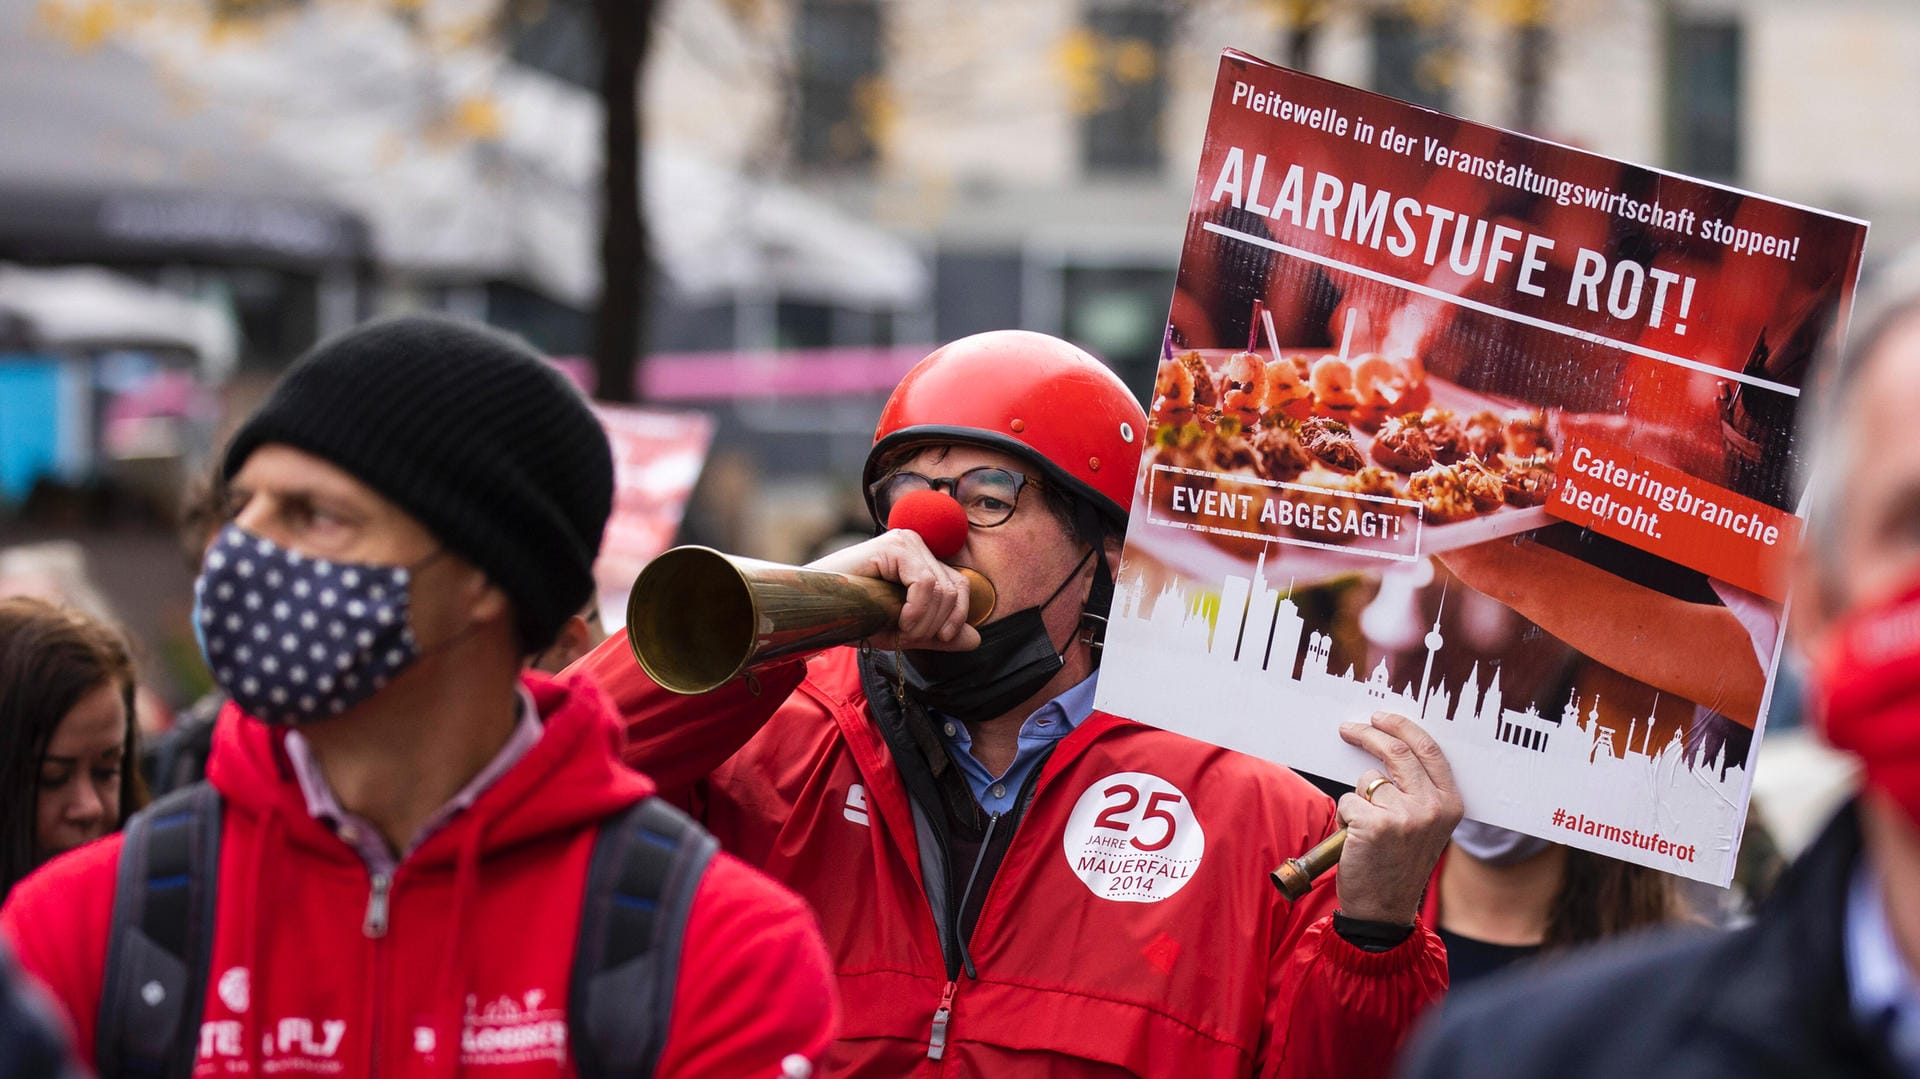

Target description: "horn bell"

left=626, top=545, right=995, bottom=695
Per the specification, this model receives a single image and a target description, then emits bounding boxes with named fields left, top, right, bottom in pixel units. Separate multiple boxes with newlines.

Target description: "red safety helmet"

left=864, top=330, right=1147, bottom=529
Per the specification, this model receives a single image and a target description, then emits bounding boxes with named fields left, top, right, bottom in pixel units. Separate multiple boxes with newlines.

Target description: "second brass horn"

left=627, top=545, right=997, bottom=695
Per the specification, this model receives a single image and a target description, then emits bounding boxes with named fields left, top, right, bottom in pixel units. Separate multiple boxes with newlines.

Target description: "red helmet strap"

left=1078, top=546, right=1116, bottom=664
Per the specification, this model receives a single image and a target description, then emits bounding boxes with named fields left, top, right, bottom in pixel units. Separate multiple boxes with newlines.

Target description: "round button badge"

left=1061, top=772, right=1205, bottom=903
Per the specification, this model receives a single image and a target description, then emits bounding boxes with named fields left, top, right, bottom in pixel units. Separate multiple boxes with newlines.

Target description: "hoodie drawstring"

left=244, top=808, right=284, bottom=1078
left=433, top=820, right=487, bottom=1079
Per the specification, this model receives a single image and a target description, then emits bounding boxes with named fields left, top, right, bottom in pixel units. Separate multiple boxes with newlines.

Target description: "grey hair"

left=1798, top=253, right=1920, bottom=582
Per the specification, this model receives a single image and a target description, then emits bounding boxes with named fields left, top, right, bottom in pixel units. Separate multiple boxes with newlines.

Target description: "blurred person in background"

left=1427, top=821, right=1688, bottom=987
left=1422, top=655, right=1703, bottom=989
left=531, top=599, right=606, bottom=674
left=804, top=486, right=893, bottom=563
left=2, top=315, right=836, bottom=1077
left=0, top=596, right=144, bottom=902
left=1400, top=270, right=1920, bottom=1079
left=581, top=331, right=1459, bottom=1077
left=0, top=940, right=84, bottom=1079
left=142, top=461, right=231, bottom=796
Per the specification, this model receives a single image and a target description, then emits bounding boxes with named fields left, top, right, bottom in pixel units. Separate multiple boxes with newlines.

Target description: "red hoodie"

left=2, top=672, right=837, bottom=1078
left=583, top=643, right=1449, bottom=1078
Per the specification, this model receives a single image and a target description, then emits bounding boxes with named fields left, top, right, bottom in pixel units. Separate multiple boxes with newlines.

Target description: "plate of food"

left=1136, top=346, right=1560, bottom=579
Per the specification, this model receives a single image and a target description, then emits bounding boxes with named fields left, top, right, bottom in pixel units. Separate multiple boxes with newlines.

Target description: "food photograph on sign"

left=1094, top=50, right=1869, bottom=885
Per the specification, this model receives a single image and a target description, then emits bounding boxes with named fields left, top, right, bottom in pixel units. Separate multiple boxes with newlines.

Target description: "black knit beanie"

left=224, top=315, right=613, bottom=653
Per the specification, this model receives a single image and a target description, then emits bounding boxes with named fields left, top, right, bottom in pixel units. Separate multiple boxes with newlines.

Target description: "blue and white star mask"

left=193, top=524, right=424, bottom=726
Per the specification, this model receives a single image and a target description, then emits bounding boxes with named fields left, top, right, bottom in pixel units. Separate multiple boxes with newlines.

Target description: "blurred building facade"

left=5, top=0, right=1912, bottom=697
left=7, top=0, right=1915, bottom=558
left=558, top=0, right=1912, bottom=556
left=638, top=0, right=1913, bottom=386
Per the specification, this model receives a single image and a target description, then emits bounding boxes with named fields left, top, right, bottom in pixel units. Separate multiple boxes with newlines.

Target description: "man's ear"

left=1102, top=532, right=1125, bottom=568
left=465, top=569, right=513, bottom=631
left=532, top=615, right=594, bottom=674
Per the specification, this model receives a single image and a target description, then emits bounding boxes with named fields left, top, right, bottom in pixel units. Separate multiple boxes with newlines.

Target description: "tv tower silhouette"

left=1415, top=584, right=1447, bottom=722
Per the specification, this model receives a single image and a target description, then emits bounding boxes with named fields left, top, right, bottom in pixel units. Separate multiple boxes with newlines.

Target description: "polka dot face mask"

left=193, top=524, right=425, bottom=725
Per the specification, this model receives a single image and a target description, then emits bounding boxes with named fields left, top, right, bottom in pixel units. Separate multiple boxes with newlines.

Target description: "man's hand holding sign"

left=1330, top=714, right=1464, bottom=924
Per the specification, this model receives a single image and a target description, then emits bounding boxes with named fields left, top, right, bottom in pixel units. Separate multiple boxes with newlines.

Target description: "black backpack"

left=96, top=784, right=717, bottom=1079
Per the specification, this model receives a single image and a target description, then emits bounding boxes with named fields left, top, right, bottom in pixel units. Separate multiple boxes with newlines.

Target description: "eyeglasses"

left=869, top=466, right=1031, bottom=529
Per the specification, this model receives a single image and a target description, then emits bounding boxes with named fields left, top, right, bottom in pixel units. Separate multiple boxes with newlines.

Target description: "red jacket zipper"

left=927, top=979, right=957, bottom=1061
left=364, top=871, right=392, bottom=1077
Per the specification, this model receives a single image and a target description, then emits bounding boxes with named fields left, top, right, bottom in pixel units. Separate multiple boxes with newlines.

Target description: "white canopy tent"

left=0, top=264, right=239, bottom=376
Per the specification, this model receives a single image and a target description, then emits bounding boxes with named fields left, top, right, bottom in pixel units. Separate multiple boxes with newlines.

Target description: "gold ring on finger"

left=1361, top=776, right=1392, bottom=803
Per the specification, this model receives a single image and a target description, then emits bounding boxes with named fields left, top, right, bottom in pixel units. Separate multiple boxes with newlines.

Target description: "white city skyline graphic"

left=1095, top=548, right=1752, bottom=884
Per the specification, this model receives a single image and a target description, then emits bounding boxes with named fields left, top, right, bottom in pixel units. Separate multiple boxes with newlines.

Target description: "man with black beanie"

left=3, top=315, right=838, bottom=1077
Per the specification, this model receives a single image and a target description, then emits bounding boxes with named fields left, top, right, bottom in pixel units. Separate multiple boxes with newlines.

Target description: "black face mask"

left=900, top=549, right=1094, bottom=725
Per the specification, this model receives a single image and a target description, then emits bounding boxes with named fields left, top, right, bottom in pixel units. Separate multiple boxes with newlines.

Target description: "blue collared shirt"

left=1847, top=859, right=1920, bottom=1074
left=935, top=672, right=1098, bottom=816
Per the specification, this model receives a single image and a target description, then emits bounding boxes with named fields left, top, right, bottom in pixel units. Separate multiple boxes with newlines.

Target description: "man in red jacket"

left=2, top=316, right=836, bottom=1077
left=579, top=330, right=1460, bottom=1077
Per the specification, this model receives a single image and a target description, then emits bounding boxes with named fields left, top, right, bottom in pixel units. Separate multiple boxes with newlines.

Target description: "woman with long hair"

left=1425, top=823, right=1691, bottom=987
left=0, top=596, right=145, bottom=901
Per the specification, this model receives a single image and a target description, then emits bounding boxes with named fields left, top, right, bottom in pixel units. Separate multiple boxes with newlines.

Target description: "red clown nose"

left=888, top=489, right=970, bottom=560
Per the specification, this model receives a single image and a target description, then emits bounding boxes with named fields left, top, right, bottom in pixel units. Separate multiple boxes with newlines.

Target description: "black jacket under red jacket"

left=1399, top=802, right=1906, bottom=1079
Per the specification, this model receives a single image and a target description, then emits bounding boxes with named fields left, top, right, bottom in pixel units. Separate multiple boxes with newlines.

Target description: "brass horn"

left=626, top=545, right=997, bottom=695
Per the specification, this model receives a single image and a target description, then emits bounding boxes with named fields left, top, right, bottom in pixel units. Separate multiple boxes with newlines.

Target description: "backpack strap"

left=97, top=783, right=223, bottom=1079
left=570, top=796, right=720, bottom=1079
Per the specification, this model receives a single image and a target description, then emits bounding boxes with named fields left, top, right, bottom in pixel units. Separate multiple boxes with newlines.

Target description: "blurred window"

left=1062, top=262, right=1175, bottom=402
left=225, top=268, right=318, bottom=370
left=1081, top=4, right=1170, bottom=175
left=1371, top=12, right=1453, bottom=111
left=769, top=301, right=893, bottom=349
left=795, top=0, right=883, bottom=169
left=776, top=300, right=834, bottom=349
left=654, top=301, right=739, bottom=352
left=1665, top=16, right=1742, bottom=180
left=933, top=252, right=1023, bottom=342
left=508, top=0, right=600, bottom=90
left=485, top=282, right=592, bottom=358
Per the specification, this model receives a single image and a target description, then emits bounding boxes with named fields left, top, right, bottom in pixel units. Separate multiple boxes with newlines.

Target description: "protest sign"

left=590, top=403, right=715, bottom=627
left=1093, top=50, right=1868, bottom=884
